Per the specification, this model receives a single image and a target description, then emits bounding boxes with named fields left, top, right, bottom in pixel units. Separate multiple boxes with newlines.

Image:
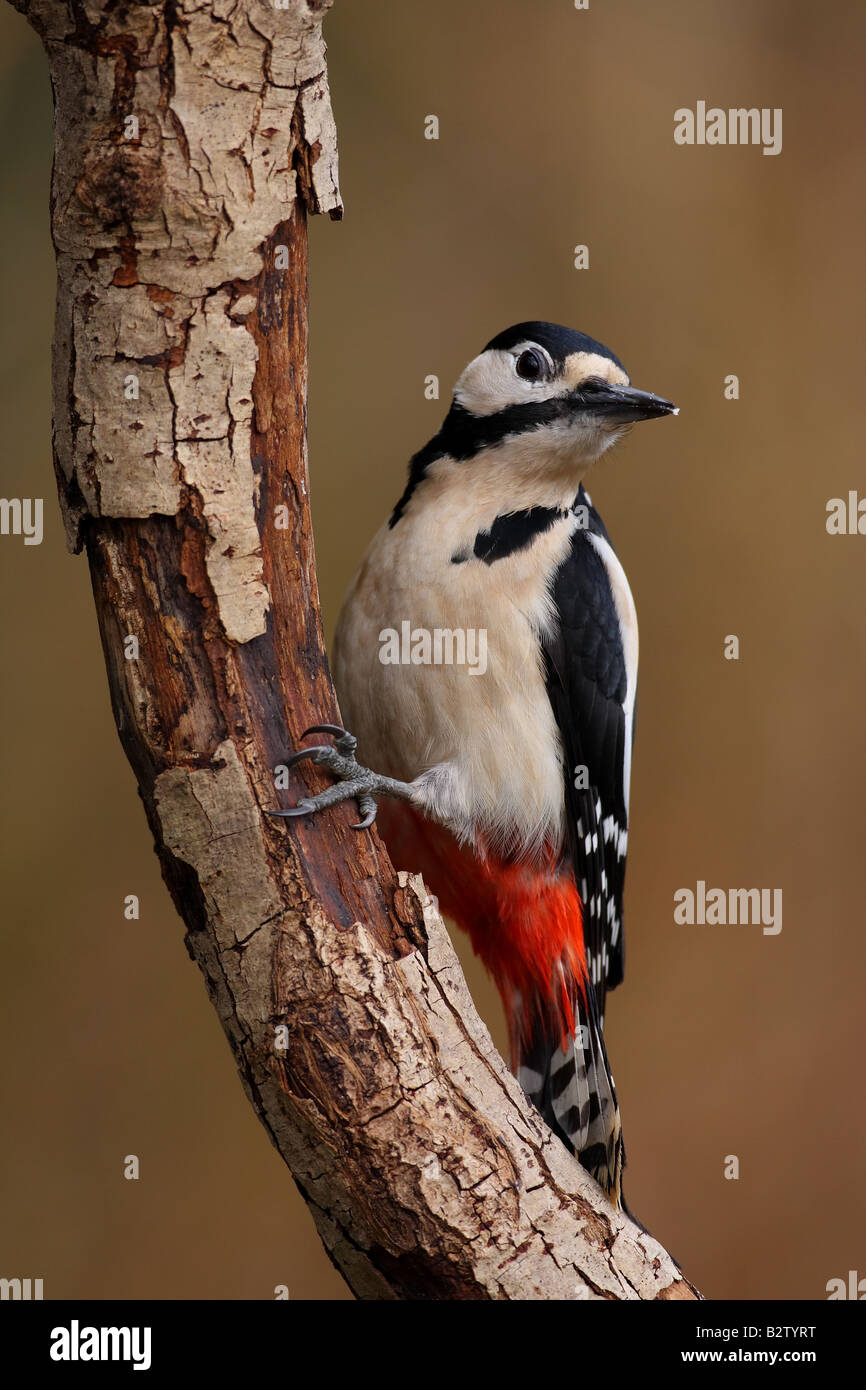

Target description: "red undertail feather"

left=377, top=802, right=624, bottom=1205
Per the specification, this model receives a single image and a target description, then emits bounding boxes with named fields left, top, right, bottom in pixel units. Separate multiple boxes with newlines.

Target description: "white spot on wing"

left=586, top=531, right=638, bottom=815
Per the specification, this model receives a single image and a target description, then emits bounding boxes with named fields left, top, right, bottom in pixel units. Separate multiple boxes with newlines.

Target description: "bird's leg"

left=266, top=724, right=416, bottom=831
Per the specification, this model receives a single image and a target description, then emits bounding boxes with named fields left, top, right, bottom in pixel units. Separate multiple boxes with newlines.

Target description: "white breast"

left=333, top=505, right=579, bottom=860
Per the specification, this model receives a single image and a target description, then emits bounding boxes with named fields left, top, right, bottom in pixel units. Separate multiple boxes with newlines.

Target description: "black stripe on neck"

left=452, top=486, right=611, bottom=567
left=467, top=506, right=565, bottom=565
left=389, top=397, right=570, bottom=527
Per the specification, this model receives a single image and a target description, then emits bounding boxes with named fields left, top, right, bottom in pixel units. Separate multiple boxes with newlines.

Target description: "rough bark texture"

left=14, top=0, right=699, bottom=1300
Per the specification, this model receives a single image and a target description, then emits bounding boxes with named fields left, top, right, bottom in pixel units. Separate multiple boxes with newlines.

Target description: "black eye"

left=515, top=348, right=547, bottom=382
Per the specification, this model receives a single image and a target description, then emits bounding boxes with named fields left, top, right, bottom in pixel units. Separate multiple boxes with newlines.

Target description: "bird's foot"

left=266, top=724, right=414, bottom=831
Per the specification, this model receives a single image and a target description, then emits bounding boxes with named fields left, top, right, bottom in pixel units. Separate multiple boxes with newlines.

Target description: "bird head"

left=389, top=321, right=677, bottom=526
left=452, top=320, right=678, bottom=466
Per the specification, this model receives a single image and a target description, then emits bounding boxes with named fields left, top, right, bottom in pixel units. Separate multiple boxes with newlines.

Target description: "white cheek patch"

left=453, top=346, right=631, bottom=420
left=454, top=346, right=563, bottom=417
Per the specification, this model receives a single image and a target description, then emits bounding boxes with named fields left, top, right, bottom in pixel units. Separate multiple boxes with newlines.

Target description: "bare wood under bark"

left=14, top=0, right=699, bottom=1300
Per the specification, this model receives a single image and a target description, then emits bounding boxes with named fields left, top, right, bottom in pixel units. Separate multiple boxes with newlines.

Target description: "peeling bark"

left=13, top=0, right=699, bottom=1300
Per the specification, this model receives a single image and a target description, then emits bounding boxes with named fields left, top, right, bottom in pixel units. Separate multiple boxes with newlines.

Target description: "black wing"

left=542, top=486, right=633, bottom=1020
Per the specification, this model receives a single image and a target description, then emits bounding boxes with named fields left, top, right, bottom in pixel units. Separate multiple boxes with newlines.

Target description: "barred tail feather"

left=514, top=967, right=624, bottom=1206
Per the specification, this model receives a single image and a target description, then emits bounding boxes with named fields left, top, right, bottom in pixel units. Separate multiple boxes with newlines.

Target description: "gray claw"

left=301, top=723, right=357, bottom=756
left=266, top=798, right=318, bottom=819
left=351, top=795, right=378, bottom=831
left=284, top=745, right=332, bottom=769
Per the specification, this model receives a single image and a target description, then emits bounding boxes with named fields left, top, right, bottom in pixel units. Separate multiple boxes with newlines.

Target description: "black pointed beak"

left=571, top=381, right=679, bottom=423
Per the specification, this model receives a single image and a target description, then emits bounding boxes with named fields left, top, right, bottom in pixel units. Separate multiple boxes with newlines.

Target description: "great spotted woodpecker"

left=271, top=322, right=677, bottom=1208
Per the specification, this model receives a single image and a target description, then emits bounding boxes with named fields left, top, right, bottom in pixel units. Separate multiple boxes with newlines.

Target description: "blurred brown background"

left=1, top=0, right=864, bottom=1300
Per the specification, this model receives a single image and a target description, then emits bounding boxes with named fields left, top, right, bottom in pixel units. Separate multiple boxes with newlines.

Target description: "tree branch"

left=14, top=0, right=699, bottom=1300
